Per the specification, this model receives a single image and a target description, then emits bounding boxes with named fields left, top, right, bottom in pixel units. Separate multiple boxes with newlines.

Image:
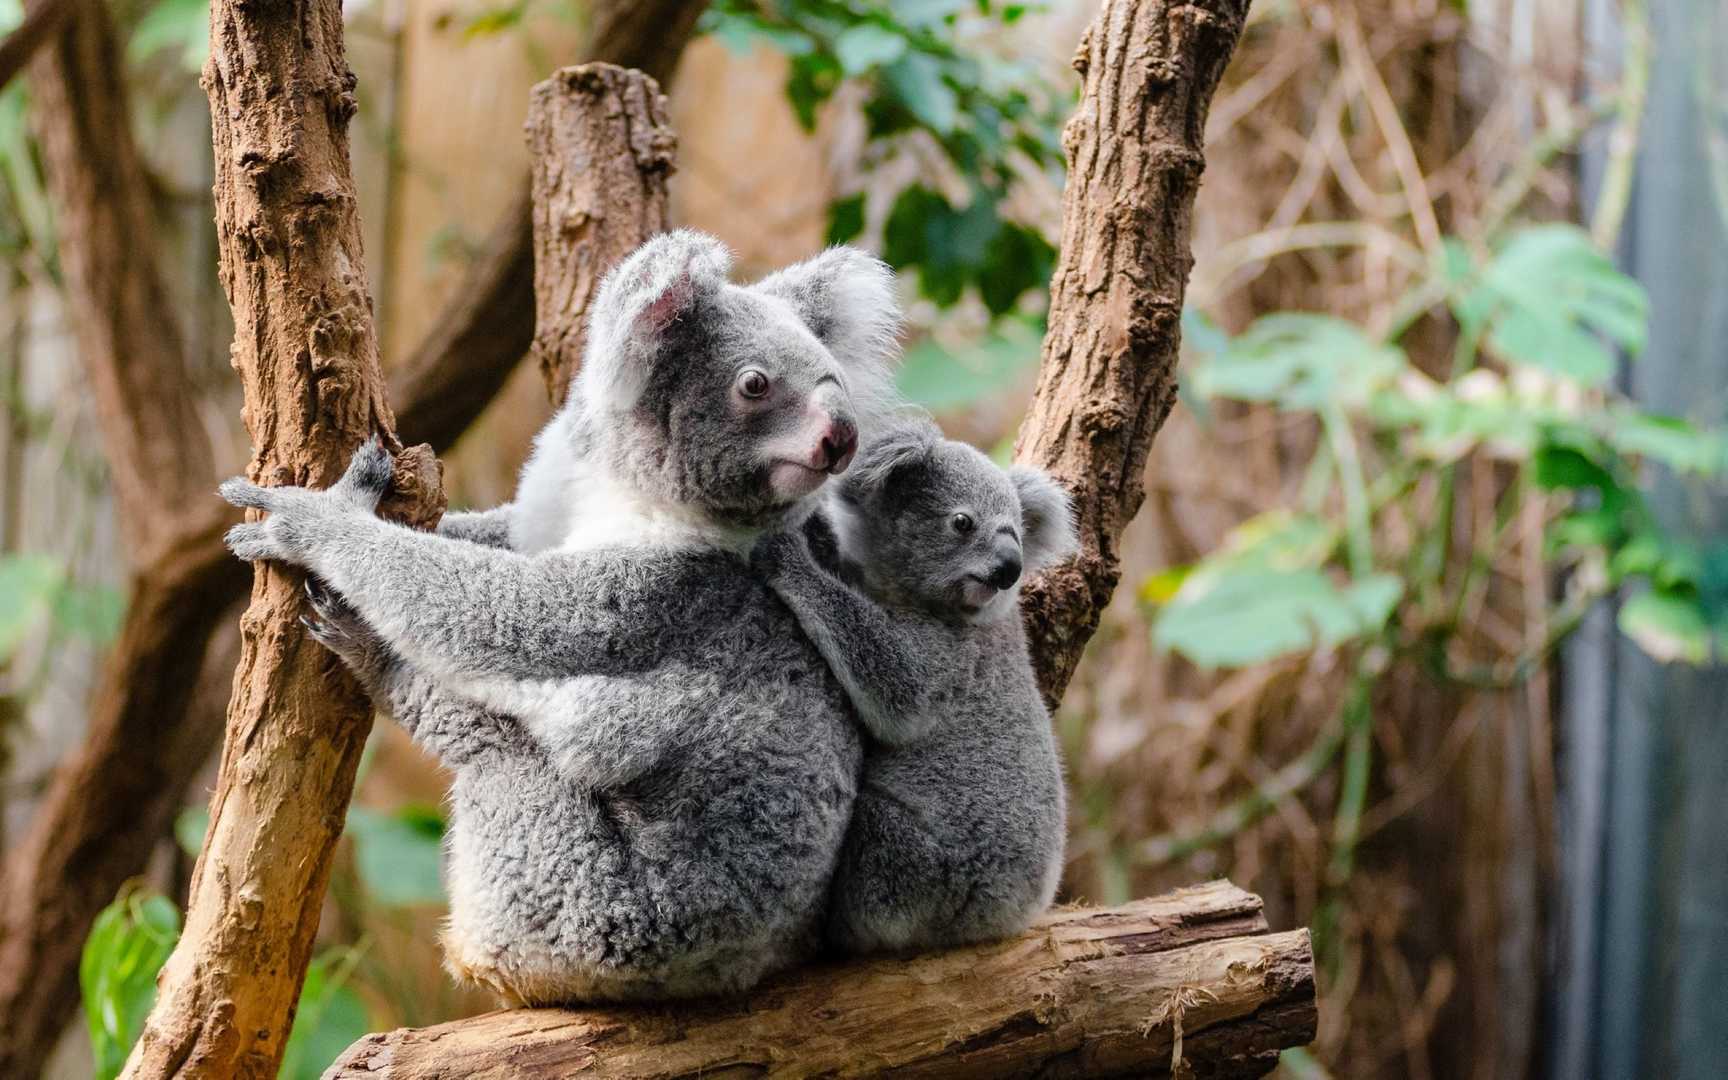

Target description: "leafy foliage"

left=702, top=0, right=1064, bottom=314
left=81, top=890, right=179, bottom=1080
left=1155, top=222, right=1727, bottom=671
left=0, top=554, right=125, bottom=659
left=80, top=890, right=375, bottom=1079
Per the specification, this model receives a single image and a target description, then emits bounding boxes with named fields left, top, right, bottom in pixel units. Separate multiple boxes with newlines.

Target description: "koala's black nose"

left=986, top=554, right=1023, bottom=591
left=820, top=417, right=859, bottom=473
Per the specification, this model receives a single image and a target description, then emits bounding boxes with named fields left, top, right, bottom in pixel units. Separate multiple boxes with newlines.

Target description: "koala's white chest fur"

left=510, top=408, right=754, bottom=556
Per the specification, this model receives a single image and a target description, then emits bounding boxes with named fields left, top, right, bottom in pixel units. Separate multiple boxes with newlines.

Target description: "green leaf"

left=1607, top=411, right=1728, bottom=475
left=1153, top=567, right=1403, bottom=668
left=882, top=54, right=959, bottom=135
left=174, top=806, right=209, bottom=858
left=1619, top=587, right=1713, bottom=664
left=53, top=582, right=126, bottom=644
left=1466, top=224, right=1648, bottom=385
left=346, top=805, right=446, bottom=906
left=1533, top=444, right=1615, bottom=491
left=128, top=0, right=210, bottom=73
left=825, top=192, right=867, bottom=246
left=895, top=320, right=1042, bottom=411
left=81, top=891, right=181, bottom=1080
left=0, top=554, right=61, bottom=658
left=280, top=948, right=370, bottom=1080
left=1191, top=313, right=1405, bottom=410
left=977, top=222, right=1055, bottom=315
left=834, top=23, right=907, bottom=74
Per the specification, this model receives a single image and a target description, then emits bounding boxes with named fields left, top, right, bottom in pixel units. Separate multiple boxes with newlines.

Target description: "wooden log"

left=325, top=881, right=1314, bottom=1079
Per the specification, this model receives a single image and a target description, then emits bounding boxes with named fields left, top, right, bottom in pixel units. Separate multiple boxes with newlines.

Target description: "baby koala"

left=755, top=420, right=1078, bottom=954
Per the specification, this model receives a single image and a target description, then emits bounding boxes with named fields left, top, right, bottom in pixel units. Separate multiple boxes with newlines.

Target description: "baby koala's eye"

left=950, top=512, right=976, bottom=535
left=736, top=369, right=771, bottom=399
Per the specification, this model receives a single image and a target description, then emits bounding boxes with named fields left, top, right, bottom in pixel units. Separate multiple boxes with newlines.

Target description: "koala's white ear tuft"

left=841, top=419, right=939, bottom=503
left=1009, top=465, right=1079, bottom=573
left=753, top=246, right=902, bottom=393
left=581, top=230, right=733, bottom=411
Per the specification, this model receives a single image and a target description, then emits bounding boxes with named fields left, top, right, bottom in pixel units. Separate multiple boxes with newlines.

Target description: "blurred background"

left=1, top=0, right=1724, bottom=1077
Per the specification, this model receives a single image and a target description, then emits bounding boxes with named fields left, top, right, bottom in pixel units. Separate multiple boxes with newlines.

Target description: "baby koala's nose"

left=819, top=417, right=858, bottom=474
left=986, top=554, right=1023, bottom=591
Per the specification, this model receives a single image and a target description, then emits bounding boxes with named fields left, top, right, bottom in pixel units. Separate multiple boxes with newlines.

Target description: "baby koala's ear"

left=583, top=230, right=733, bottom=411
left=753, top=247, right=902, bottom=376
left=1008, top=465, right=1079, bottom=573
left=841, top=421, right=938, bottom=504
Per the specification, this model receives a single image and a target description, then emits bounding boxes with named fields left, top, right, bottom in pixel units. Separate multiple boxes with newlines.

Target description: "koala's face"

left=833, top=427, right=1079, bottom=624
left=576, top=232, right=900, bottom=527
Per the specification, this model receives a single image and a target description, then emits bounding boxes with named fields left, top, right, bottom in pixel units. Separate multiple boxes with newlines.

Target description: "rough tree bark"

left=1014, top=0, right=1251, bottom=706
left=327, top=882, right=1314, bottom=1080
left=526, top=64, right=675, bottom=405
left=0, top=7, right=708, bottom=1076
left=0, top=3, right=245, bottom=1074
left=390, top=0, right=705, bottom=444
left=118, top=1, right=446, bottom=1075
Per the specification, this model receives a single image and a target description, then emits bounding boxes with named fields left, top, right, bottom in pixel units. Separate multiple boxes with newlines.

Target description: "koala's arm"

left=760, top=536, right=952, bottom=747
left=435, top=506, right=515, bottom=549
left=221, top=449, right=696, bottom=683
left=302, top=579, right=523, bottom=766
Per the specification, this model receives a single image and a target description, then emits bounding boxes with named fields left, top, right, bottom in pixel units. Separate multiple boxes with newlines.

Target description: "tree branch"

left=0, top=0, right=69, bottom=93
left=119, top=0, right=445, bottom=1073
left=526, top=64, right=675, bottom=405
left=327, top=882, right=1315, bottom=1079
left=1015, top=0, right=1252, bottom=706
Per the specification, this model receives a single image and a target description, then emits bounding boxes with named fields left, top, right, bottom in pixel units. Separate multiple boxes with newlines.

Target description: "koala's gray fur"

left=220, top=231, right=902, bottom=1004
left=754, top=421, right=1077, bottom=954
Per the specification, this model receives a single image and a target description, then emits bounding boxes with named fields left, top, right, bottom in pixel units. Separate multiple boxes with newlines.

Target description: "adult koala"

left=219, top=231, right=899, bottom=1004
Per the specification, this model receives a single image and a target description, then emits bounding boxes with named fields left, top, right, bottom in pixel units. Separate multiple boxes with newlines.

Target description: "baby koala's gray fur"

left=220, top=231, right=901, bottom=1004
left=754, top=421, right=1077, bottom=954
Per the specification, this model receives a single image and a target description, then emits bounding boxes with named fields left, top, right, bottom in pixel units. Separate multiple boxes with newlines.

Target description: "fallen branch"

left=326, top=881, right=1315, bottom=1079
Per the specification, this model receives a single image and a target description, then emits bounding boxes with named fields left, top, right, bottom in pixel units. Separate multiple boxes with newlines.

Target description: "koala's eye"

left=736, top=369, right=771, bottom=399
left=950, top=512, right=976, bottom=535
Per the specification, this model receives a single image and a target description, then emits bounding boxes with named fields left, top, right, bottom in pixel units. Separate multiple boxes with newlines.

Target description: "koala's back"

left=832, top=619, right=1065, bottom=953
left=442, top=556, right=861, bottom=1004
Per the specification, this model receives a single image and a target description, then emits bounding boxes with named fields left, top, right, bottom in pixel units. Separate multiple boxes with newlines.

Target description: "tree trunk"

left=1014, top=0, right=1251, bottom=706
left=526, top=64, right=675, bottom=405
left=325, top=882, right=1315, bottom=1079
left=118, top=1, right=445, bottom=1075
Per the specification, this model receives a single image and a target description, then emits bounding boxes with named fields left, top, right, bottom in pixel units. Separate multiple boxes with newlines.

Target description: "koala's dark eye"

left=950, top=512, right=976, bottom=535
left=736, top=369, right=771, bottom=399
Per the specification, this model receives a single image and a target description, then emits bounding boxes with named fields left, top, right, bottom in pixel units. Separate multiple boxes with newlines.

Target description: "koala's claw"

left=336, top=437, right=393, bottom=508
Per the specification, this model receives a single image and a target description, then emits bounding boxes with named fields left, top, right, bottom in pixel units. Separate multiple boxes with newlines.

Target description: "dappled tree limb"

left=1015, top=0, right=1252, bottom=707
left=0, top=0, right=68, bottom=93
left=0, top=2, right=238, bottom=1073
left=389, top=0, right=705, bottom=442
left=119, top=0, right=446, bottom=1075
left=327, top=882, right=1314, bottom=1079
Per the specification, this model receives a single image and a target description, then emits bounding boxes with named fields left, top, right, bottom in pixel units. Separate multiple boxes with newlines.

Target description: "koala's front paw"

left=301, top=577, right=392, bottom=680
left=219, top=437, right=395, bottom=566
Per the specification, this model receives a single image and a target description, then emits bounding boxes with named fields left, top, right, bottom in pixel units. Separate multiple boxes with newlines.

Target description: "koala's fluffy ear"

left=1009, top=465, right=1079, bottom=573
left=753, top=246, right=901, bottom=377
left=841, top=421, right=939, bottom=504
left=582, top=230, right=733, bottom=411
